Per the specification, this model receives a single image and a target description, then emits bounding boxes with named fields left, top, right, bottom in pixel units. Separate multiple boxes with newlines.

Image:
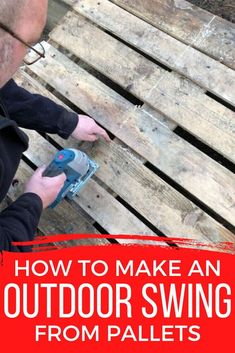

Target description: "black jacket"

left=0, top=79, right=78, bottom=252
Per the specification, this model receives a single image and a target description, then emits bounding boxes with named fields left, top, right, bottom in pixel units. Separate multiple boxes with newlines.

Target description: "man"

left=0, top=0, right=110, bottom=251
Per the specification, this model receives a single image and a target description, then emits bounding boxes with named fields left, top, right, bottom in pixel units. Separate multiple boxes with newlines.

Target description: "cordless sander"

left=43, top=148, right=98, bottom=208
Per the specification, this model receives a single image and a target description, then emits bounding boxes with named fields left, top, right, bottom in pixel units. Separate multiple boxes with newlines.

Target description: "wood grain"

left=64, top=0, right=235, bottom=105
left=19, top=128, right=165, bottom=240
left=49, top=14, right=235, bottom=162
left=26, top=45, right=235, bottom=225
left=22, top=128, right=235, bottom=243
left=109, top=0, right=235, bottom=70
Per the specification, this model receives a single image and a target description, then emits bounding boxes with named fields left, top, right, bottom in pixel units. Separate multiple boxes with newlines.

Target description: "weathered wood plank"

left=14, top=71, right=169, bottom=241
left=26, top=45, right=235, bottom=225
left=21, top=128, right=166, bottom=239
left=16, top=71, right=162, bottom=231
left=49, top=15, right=235, bottom=162
left=65, top=0, right=235, bottom=105
left=92, top=139, right=234, bottom=243
left=15, top=69, right=176, bottom=132
left=109, top=0, right=235, bottom=70
left=75, top=178, right=160, bottom=237
left=11, top=149, right=161, bottom=245
left=140, top=104, right=177, bottom=131
left=20, top=128, right=234, bottom=243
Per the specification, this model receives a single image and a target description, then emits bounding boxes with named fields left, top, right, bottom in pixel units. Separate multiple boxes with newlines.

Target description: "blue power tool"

left=43, top=148, right=98, bottom=208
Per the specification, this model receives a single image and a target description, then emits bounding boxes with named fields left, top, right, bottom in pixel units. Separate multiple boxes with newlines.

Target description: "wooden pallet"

left=10, top=0, right=235, bottom=246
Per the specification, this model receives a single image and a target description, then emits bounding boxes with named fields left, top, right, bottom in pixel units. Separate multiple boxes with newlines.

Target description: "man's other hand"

left=24, top=166, right=66, bottom=209
left=71, top=115, right=111, bottom=142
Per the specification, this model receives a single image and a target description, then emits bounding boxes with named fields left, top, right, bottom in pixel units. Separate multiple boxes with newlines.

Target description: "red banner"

left=0, top=236, right=234, bottom=353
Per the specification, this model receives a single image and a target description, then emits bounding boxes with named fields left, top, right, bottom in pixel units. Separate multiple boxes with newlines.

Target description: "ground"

left=188, top=0, right=235, bottom=22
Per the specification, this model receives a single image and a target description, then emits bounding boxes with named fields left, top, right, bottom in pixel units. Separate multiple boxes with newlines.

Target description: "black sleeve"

left=0, top=193, right=43, bottom=252
left=0, top=79, right=78, bottom=139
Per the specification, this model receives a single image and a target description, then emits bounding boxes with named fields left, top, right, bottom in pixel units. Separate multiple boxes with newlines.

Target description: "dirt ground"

left=188, top=0, right=235, bottom=22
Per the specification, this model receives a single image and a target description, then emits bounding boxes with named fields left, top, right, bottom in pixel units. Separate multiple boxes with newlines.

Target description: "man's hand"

left=71, top=115, right=111, bottom=142
left=24, top=166, right=66, bottom=209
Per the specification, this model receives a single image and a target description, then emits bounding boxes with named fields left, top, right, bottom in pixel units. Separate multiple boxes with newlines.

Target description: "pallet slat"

left=14, top=71, right=169, bottom=241
left=109, top=0, right=235, bottom=70
left=75, top=178, right=159, bottom=238
left=93, top=140, right=235, bottom=243
left=7, top=0, right=234, bottom=250
left=23, top=128, right=234, bottom=243
left=20, top=128, right=165, bottom=239
left=26, top=44, right=235, bottom=226
left=15, top=70, right=177, bottom=132
left=49, top=14, right=235, bottom=162
left=65, top=0, right=235, bottom=105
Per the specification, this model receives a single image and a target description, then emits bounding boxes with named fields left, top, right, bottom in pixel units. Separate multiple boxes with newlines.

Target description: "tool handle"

left=42, top=149, right=76, bottom=178
left=43, top=162, right=64, bottom=177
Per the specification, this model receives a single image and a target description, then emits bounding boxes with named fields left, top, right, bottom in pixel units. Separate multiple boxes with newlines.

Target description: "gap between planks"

left=14, top=70, right=234, bottom=244
left=63, top=0, right=235, bottom=106
left=48, top=14, right=235, bottom=163
left=109, top=0, right=235, bottom=70
left=23, top=126, right=235, bottom=243
left=23, top=45, right=235, bottom=226
left=16, top=70, right=181, bottom=243
left=15, top=71, right=167, bottom=242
